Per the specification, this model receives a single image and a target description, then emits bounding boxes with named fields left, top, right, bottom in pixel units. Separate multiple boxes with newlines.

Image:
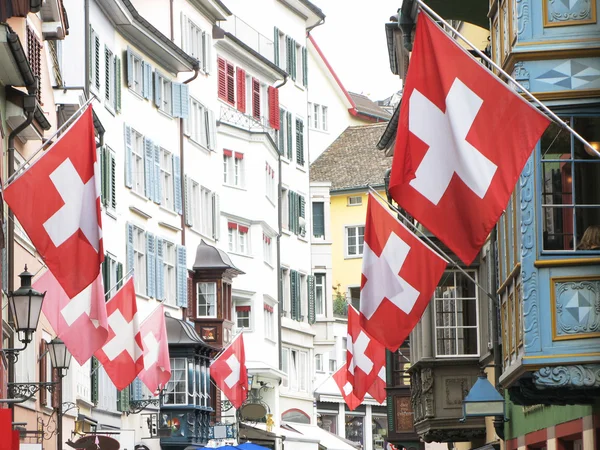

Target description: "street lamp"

left=462, top=373, right=505, bottom=419
left=48, top=337, right=72, bottom=450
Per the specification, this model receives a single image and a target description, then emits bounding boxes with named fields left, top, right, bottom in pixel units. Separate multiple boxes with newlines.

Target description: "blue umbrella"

left=238, top=443, right=271, bottom=450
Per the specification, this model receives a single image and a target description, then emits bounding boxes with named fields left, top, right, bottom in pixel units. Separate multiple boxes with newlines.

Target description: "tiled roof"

left=310, top=123, right=391, bottom=191
left=348, top=92, right=392, bottom=120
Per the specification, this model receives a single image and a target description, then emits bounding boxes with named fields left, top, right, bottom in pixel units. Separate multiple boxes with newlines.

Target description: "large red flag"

left=359, top=193, right=447, bottom=351
left=94, top=278, right=143, bottom=391
left=389, top=13, right=550, bottom=265
left=211, top=333, right=248, bottom=409
left=368, top=366, right=386, bottom=404
left=333, top=367, right=361, bottom=411
left=138, top=305, right=171, bottom=393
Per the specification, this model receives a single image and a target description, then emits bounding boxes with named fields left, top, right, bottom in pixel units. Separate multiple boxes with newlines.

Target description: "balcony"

left=219, top=15, right=274, bottom=63
left=219, top=104, right=278, bottom=143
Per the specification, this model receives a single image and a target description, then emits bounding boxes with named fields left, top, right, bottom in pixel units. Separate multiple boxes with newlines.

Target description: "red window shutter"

left=226, top=62, right=235, bottom=105
left=236, top=305, right=251, bottom=312
left=223, top=149, right=233, bottom=157
left=236, top=67, right=246, bottom=113
left=238, top=225, right=249, bottom=234
left=252, top=78, right=261, bottom=120
left=234, top=152, right=244, bottom=160
left=268, top=86, right=280, bottom=130
left=264, top=303, right=274, bottom=313
left=218, top=57, right=227, bottom=100
left=228, top=221, right=238, bottom=229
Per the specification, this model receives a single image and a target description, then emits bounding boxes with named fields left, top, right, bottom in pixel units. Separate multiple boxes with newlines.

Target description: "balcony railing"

left=219, top=105, right=277, bottom=142
left=220, top=15, right=274, bottom=63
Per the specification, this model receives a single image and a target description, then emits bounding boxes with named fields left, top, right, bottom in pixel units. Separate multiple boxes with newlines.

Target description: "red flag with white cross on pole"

left=210, top=332, right=248, bottom=409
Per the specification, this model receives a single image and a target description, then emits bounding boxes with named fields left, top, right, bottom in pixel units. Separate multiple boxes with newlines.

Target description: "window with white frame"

left=284, top=347, right=309, bottom=392
left=223, top=151, right=244, bottom=187
left=235, top=305, right=251, bottom=330
left=309, top=103, right=328, bottom=131
left=103, top=253, right=121, bottom=299
left=104, top=46, right=116, bottom=111
left=164, top=358, right=187, bottom=405
left=190, top=179, right=201, bottom=229
left=128, top=50, right=143, bottom=96
left=133, top=225, right=146, bottom=295
left=131, top=129, right=145, bottom=195
left=182, top=16, right=211, bottom=73
left=281, top=347, right=289, bottom=387
left=160, top=148, right=174, bottom=210
left=281, top=187, right=289, bottom=230
left=197, top=282, right=217, bottom=318
left=434, top=271, right=479, bottom=357
left=315, top=353, right=323, bottom=372
left=265, top=162, right=276, bottom=203
left=281, top=267, right=290, bottom=316
left=315, top=273, right=325, bottom=316
left=264, top=302, right=274, bottom=340
left=163, top=241, right=176, bottom=305
left=228, top=222, right=249, bottom=255
left=347, top=196, right=362, bottom=206
left=186, top=97, right=215, bottom=150
left=154, top=72, right=172, bottom=115
left=345, top=226, right=365, bottom=257
left=312, top=201, right=325, bottom=239
left=329, top=358, right=336, bottom=373
left=200, top=186, right=213, bottom=237
left=263, top=234, right=272, bottom=265
left=342, top=337, right=347, bottom=363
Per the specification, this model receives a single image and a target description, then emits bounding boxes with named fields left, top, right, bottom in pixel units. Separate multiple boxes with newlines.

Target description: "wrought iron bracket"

left=4, top=382, right=58, bottom=404
left=1, top=342, right=28, bottom=365
left=127, top=398, right=160, bottom=415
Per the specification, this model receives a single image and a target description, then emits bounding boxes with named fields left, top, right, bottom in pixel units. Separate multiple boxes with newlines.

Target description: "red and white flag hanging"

left=9, top=105, right=108, bottom=364
left=333, top=367, right=362, bottom=411
left=138, top=305, right=171, bottom=394
left=368, top=366, right=386, bottom=404
left=388, top=12, right=550, bottom=265
left=210, top=333, right=248, bottom=409
left=94, top=278, right=143, bottom=391
left=359, top=193, right=447, bottom=351
left=347, top=305, right=385, bottom=400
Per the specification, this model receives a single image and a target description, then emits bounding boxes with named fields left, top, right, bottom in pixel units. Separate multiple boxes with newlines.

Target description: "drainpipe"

left=273, top=76, right=288, bottom=372
left=84, top=0, right=90, bottom=98
left=179, top=64, right=200, bottom=247
left=7, top=96, right=36, bottom=387
left=169, top=0, right=175, bottom=41
left=490, top=226, right=504, bottom=440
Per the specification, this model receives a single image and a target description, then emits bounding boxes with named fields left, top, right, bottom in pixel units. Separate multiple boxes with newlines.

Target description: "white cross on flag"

left=138, top=305, right=171, bottom=393
left=333, top=366, right=361, bottom=411
left=94, top=278, right=143, bottom=391
left=210, top=333, right=248, bottom=409
left=359, top=193, right=447, bottom=351
left=7, top=106, right=109, bottom=365
left=347, top=306, right=385, bottom=400
left=389, top=13, right=550, bottom=265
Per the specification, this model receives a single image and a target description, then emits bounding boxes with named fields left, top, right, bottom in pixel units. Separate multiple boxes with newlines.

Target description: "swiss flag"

left=333, top=367, right=361, bottom=411
left=359, top=193, right=447, bottom=351
left=211, top=333, right=248, bottom=409
left=138, top=305, right=171, bottom=393
left=389, top=13, right=550, bottom=265
left=94, top=278, right=143, bottom=391
left=347, top=306, right=385, bottom=400
left=368, top=366, right=386, bottom=404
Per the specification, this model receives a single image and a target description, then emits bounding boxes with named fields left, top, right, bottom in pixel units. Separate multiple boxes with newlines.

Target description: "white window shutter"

left=207, top=109, right=216, bottom=150
left=181, top=12, right=188, bottom=52
left=143, top=137, right=153, bottom=198
left=126, top=223, right=134, bottom=273
left=173, top=154, right=182, bottom=215
left=184, top=175, right=193, bottom=227
left=176, top=245, right=188, bottom=308
left=124, top=124, right=133, bottom=188
left=155, top=238, right=165, bottom=301
left=146, top=231, right=156, bottom=298
left=153, top=143, right=162, bottom=204
left=212, top=192, right=220, bottom=241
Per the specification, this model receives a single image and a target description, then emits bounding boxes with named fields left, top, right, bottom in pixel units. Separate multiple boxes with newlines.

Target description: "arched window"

left=282, top=408, right=310, bottom=424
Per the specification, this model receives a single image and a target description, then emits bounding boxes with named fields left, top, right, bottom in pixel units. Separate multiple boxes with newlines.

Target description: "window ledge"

left=312, top=240, right=331, bottom=245
left=128, top=88, right=145, bottom=101
left=344, top=255, right=363, bottom=260
left=266, top=196, right=276, bottom=207
left=223, top=183, right=246, bottom=191
left=136, top=292, right=151, bottom=301
left=534, top=255, right=600, bottom=267
left=265, top=337, right=277, bottom=344
left=296, top=164, right=307, bottom=173
left=129, top=205, right=152, bottom=220
left=264, top=261, right=275, bottom=269
left=159, top=221, right=182, bottom=233
left=157, top=108, right=174, bottom=120
left=282, top=229, right=292, bottom=236
left=187, top=137, right=211, bottom=153
left=163, top=301, right=179, bottom=311
left=130, top=189, right=150, bottom=203
left=104, top=103, right=116, bottom=117
left=188, top=226, right=216, bottom=243
left=294, top=83, right=306, bottom=92
left=228, top=250, right=253, bottom=259
left=298, top=235, right=308, bottom=243
left=105, top=209, right=117, bottom=220
left=281, top=157, right=290, bottom=166
left=159, top=205, right=178, bottom=217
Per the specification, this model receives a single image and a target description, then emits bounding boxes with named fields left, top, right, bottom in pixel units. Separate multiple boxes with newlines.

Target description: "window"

left=131, top=129, right=145, bottom=195
left=296, top=118, right=305, bottom=166
left=312, top=201, right=325, bottom=238
left=328, top=359, right=336, bottom=373
left=100, top=146, right=116, bottom=210
left=282, top=409, right=310, bottom=424
left=218, top=56, right=235, bottom=105
left=181, top=15, right=211, bottom=73
left=187, top=97, right=216, bottom=150
left=345, top=414, right=365, bottom=447
left=223, top=151, right=244, bottom=188
left=372, top=415, right=388, bottom=450
left=281, top=347, right=289, bottom=388
left=197, top=282, right=217, bottom=318
left=264, top=303, right=274, bottom=340
left=189, top=178, right=200, bottom=229
left=540, top=117, right=600, bottom=251
left=278, top=109, right=293, bottom=159
left=163, top=241, right=176, bottom=305
left=287, top=191, right=306, bottom=236
left=160, top=149, right=174, bottom=210
left=228, top=222, right=250, bottom=255
left=434, top=271, right=479, bottom=356
left=347, top=196, right=362, bottom=206
left=265, top=162, right=276, bottom=203
left=263, top=234, right=273, bottom=265
left=164, top=358, right=187, bottom=405
left=88, top=27, right=100, bottom=94
left=284, top=348, right=309, bottom=392
left=236, top=305, right=251, bottom=329
left=309, top=103, right=328, bottom=131
left=132, top=225, right=146, bottom=295
left=342, top=337, right=348, bottom=363
left=281, top=268, right=290, bottom=316
left=315, top=274, right=325, bottom=316
left=104, top=47, right=115, bottom=110
left=154, top=71, right=172, bottom=115
left=319, top=412, right=337, bottom=434
left=127, top=49, right=144, bottom=96
left=315, top=354, right=323, bottom=372
left=346, top=226, right=365, bottom=257
left=349, top=287, right=360, bottom=311
left=102, top=253, right=122, bottom=299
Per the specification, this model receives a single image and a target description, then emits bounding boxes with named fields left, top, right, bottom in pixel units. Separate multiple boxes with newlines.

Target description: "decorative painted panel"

left=444, top=377, right=469, bottom=408
left=551, top=276, right=600, bottom=340
left=394, top=396, right=414, bottom=432
left=543, top=0, right=597, bottom=27
left=502, top=0, right=511, bottom=61
left=533, top=364, right=600, bottom=387
left=516, top=0, right=531, bottom=38
left=532, top=58, right=600, bottom=92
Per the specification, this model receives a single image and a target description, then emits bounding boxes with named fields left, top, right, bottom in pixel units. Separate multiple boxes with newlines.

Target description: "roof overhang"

left=0, top=25, right=35, bottom=88
left=278, top=0, right=325, bottom=29
left=215, top=32, right=286, bottom=84
left=40, top=0, right=69, bottom=39
left=187, top=0, right=231, bottom=22
left=96, top=0, right=198, bottom=74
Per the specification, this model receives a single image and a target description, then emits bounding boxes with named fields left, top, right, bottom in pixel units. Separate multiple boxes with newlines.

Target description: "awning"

left=239, top=423, right=284, bottom=443
left=286, top=424, right=358, bottom=450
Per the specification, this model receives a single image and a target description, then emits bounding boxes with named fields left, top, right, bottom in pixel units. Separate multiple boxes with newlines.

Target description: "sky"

left=310, top=1, right=403, bottom=102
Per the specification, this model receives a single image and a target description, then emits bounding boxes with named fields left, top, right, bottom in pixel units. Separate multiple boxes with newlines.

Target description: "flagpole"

left=4, top=95, right=97, bottom=187
left=368, top=187, right=495, bottom=302
left=414, top=0, right=600, bottom=159
left=104, top=268, right=134, bottom=299
left=212, top=328, right=244, bottom=361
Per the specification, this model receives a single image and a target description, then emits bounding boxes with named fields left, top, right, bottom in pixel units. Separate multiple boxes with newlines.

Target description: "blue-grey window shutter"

left=172, top=82, right=182, bottom=117
left=156, top=238, right=165, bottom=301
left=142, top=62, right=152, bottom=99
left=143, top=137, right=153, bottom=199
left=176, top=245, right=188, bottom=308
left=146, top=231, right=156, bottom=298
left=173, top=154, right=182, bottom=214
left=124, top=124, right=133, bottom=188
left=180, top=83, right=190, bottom=119
left=132, top=379, right=143, bottom=400
left=126, top=223, right=134, bottom=274
left=126, top=49, right=133, bottom=88
left=273, top=27, right=279, bottom=67
left=154, top=144, right=162, bottom=204
left=184, top=175, right=193, bottom=227
left=153, top=72, right=162, bottom=108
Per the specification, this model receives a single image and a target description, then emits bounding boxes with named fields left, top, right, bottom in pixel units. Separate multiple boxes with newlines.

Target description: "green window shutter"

left=91, top=357, right=99, bottom=404
left=93, top=33, right=100, bottom=90
left=278, top=109, right=285, bottom=154
left=286, top=36, right=292, bottom=74
left=279, top=268, right=284, bottom=313
left=296, top=271, right=302, bottom=321
left=101, top=255, right=109, bottom=296
left=296, top=118, right=304, bottom=165
left=286, top=112, right=293, bottom=160
left=292, top=39, right=297, bottom=81
left=100, top=146, right=108, bottom=207
left=117, top=262, right=123, bottom=289
left=117, top=385, right=130, bottom=412
left=290, top=269, right=297, bottom=320
left=110, top=150, right=117, bottom=209
left=299, top=195, right=306, bottom=237
left=302, top=46, right=308, bottom=86
left=274, top=27, right=280, bottom=67
left=308, top=275, right=315, bottom=324
left=115, top=56, right=122, bottom=113
left=288, top=190, right=293, bottom=233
